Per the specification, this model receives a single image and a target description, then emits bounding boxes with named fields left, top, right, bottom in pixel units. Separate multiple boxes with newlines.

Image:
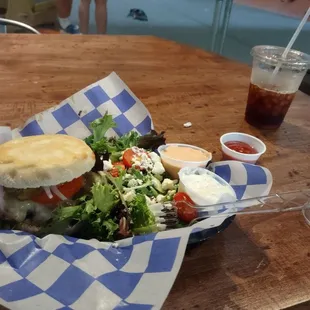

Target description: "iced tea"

left=245, top=46, right=309, bottom=130
left=245, top=83, right=296, bottom=129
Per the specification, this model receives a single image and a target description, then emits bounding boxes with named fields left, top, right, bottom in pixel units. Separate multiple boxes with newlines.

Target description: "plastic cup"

left=178, top=167, right=236, bottom=208
left=220, top=132, right=266, bottom=164
left=158, top=144, right=212, bottom=179
left=245, top=45, right=310, bottom=129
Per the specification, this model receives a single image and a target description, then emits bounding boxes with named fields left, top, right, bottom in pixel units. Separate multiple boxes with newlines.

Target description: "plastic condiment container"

left=158, top=143, right=212, bottom=179
left=220, top=132, right=266, bottom=164
left=178, top=167, right=236, bottom=212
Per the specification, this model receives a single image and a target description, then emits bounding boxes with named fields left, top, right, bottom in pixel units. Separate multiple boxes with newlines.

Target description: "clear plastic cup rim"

left=220, top=132, right=266, bottom=160
left=157, top=143, right=212, bottom=165
left=251, top=45, right=310, bottom=68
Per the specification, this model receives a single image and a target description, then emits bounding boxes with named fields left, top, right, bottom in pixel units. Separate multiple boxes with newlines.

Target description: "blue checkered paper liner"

left=12, top=72, right=153, bottom=139
left=0, top=229, right=191, bottom=310
left=0, top=161, right=272, bottom=309
left=0, top=71, right=273, bottom=309
left=190, top=161, right=273, bottom=233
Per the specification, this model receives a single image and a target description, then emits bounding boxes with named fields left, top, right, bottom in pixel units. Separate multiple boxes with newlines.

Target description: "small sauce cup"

left=158, top=143, right=212, bottom=179
left=220, top=132, right=266, bottom=164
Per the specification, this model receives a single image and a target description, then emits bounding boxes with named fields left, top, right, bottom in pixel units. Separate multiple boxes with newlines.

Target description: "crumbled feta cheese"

left=103, top=160, right=113, bottom=171
left=127, top=179, right=139, bottom=188
left=137, top=179, right=143, bottom=185
left=183, top=122, right=192, bottom=128
left=162, top=178, right=175, bottom=191
left=131, top=147, right=154, bottom=170
left=123, top=190, right=136, bottom=202
left=152, top=162, right=165, bottom=175
left=149, top=152, right=161, bottom=163
left=168, top=190, right=176, bottom=196
left=145, top=195, right=156, bottom=206
left=124, top=174, right=133, bottom=180
left=156, top=194, right=165, bottom=203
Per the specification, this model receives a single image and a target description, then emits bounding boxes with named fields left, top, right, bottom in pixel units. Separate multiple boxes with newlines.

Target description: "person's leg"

left=55, top=0, right=80, bottom=34
left=55, top=0, right=72, bottom=18
left=95, top=0, right=108, bottom=34
left=79, top=0, right=91, bottom=34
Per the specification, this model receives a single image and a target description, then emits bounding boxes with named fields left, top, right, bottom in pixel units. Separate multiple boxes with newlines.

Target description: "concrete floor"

left=69, top=0, right=310, bottom=65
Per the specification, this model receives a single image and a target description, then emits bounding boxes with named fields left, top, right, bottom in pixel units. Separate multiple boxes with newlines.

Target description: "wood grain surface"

left=0, top=34, right=310, bottom=310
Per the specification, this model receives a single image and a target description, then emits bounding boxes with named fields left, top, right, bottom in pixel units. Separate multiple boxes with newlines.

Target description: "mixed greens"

left=41, top=114, right=178, bottom=241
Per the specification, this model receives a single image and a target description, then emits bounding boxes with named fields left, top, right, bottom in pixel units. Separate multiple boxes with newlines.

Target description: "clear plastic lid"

left=251, top=45, right=310, bottom=70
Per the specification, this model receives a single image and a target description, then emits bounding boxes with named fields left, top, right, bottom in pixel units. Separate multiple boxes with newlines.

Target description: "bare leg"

left=55, top=0, right=73, bottom=18
left=95, top=0, right=108, bottom=34
left=79, top=0, right=91, bottom=34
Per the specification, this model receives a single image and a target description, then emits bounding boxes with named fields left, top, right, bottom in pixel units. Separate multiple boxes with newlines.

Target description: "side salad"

left=41, top=114, right=180, bottom=241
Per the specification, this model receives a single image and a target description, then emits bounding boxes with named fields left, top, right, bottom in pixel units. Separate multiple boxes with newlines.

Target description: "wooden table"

left=1, top=35, right=310, bottom=310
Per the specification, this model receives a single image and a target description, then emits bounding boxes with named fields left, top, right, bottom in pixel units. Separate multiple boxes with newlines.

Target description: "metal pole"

left=218, top=0, right=233, bottom=55
left=211, top=0, right=224, bottom=52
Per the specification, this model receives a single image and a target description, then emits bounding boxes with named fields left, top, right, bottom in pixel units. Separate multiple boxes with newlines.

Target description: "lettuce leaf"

left=129, top=194, right=156, bottom=234
left=90, top=139, right=117, bottom=154
left=91, top=183, right=119, bottom=215
left=111, top=131, right=140, bottom=151
left=103, top=219, right=119, bottom=239
left=90, top=113, right=116, bottom=143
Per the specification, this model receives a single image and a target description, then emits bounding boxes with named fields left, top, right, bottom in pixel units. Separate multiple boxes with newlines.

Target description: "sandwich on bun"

left=0, top=134, right=95, bottom=232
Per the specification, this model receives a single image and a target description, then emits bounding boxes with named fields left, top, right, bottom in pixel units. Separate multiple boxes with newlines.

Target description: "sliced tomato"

left=122, top=149, right=136, bottom=168
left=123, top=148, right=149, bottom=169
left=109, top=161, right=126, bottom=177
left=173, top=192, right=198, bottom=223
left=31, top=176, right=84, bottom=205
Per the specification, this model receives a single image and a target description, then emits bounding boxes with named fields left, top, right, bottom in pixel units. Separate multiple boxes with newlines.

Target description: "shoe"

left=60, top=24, right=80, bottom=34
left=127, top=9, right=148, bottom=21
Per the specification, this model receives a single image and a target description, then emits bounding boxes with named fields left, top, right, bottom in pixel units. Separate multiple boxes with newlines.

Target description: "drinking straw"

left=270, top=7, right=310, bottom=82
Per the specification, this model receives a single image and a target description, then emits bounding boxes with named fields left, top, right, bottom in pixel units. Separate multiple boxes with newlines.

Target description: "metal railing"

left=0, top=18, right=40, bottom=34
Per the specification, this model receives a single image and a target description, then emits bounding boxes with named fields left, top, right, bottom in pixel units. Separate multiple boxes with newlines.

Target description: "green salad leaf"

left=128, top=168, right=144, bottom=180
left=90, top=113, right=116, bottom=143
left=57, top=205, right=81, bottom=220
left=85, top=199, right=96, bottom=214
left=113, top=131, right=140, bottom=150
left=129, top=194, right=157, bottom=234
left=90, top=139, right=117, bottom=154
left=109, top=151, right=123, bottom=163
left=91, top=183, right=118, bottom=215
left=103, top=219, right=119, bottom=239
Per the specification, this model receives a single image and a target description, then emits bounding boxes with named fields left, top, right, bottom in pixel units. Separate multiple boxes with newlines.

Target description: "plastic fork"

left=150, top=189, right=310, bottom=229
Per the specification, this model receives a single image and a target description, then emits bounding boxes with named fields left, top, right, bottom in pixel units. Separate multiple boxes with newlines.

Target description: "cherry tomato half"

left=122, top=148, right=149, bottom=169
left=173, top=192, right=198, bottom=223
left=31, top=176, right=84, bottom=205
left=122, top=149, right=135, bottom=168
left=109, top=161, right=126, bottom=177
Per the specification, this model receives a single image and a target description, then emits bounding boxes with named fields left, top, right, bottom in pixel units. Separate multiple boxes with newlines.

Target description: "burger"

left=0, top=134, right=95, bottom=233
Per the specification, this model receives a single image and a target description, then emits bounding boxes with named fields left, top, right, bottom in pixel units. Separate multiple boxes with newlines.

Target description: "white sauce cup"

left=178, top=167, right=236, bottom=213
